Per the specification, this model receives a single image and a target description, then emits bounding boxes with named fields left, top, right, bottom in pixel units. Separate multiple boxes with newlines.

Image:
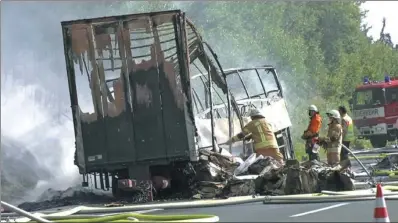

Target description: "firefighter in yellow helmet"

left=225, top=108, right=284, bottom=164
left=318, top=109, right=343, bottom=166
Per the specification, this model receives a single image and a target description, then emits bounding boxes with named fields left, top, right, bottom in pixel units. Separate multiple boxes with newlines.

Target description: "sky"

left=361, top=1, right=398, bottom=44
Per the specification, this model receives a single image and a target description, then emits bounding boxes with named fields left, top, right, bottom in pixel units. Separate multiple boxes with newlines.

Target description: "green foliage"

left=108, top=1, right=398, bottom=158
left=56, top=1, right=398, bottom=158
left=353, top=138, right=372, bottom=150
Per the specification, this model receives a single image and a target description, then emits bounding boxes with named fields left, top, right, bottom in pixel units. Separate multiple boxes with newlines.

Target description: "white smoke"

left=1, top=2, right=82, bottom=200
left=0, top=1, right=140, bottom=202
left=1, top=57, right=80, bottom=202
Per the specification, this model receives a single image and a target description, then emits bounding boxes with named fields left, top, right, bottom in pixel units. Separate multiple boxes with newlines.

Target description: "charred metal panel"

left=189, top=57, right=240, bottom=154
left=154, top=15, right=190, bottom=158
left=224, top=67, right=292, bottom=131
left=179, top=14, right=197, bottom=160
left=80, top=119, right=107, bottom=165
left=122, top=14, right=194, bottom=161
left=125, top=15, right=169, bottom=161
left=125, top=13, right=195, bottom=161
left=61, top=10, right=200, bottom=173
left=191, top=66, right=294, bottom=156
left=62, top=26, right=87, bottom=173
left=104, top=113, right=135, bottom=163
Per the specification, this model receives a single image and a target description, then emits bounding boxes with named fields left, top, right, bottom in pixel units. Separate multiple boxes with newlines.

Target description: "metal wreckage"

left=54, top=10, right=357, bottom=204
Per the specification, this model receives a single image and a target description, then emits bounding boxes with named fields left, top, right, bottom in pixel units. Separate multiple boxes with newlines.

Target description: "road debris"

left=193, top=148, right=354, bottom=198
left=15, top=148, right=356, bottom=212
left=373, top=153, right=398, bottom=170
left=104, top=202, right=124, bottom=207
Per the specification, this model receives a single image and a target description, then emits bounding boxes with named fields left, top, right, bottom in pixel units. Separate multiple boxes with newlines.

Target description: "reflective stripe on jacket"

left=342, top=114, right=355, bottom=142
left=325, top=122, right=343, bottom=153
left=242, top=119, right=279, bottom=150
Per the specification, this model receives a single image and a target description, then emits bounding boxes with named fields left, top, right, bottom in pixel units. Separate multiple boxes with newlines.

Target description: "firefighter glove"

left=318, top=136, right=326, bottom=143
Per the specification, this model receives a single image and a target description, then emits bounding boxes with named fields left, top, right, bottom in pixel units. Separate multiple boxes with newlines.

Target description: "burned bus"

left=61, top=10, right=294, bottom=197
left=192, top=67, right=294, bottom=160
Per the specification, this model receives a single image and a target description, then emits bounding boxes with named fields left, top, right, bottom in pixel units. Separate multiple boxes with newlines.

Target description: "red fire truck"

left=350, top=75, right=398, bottom=148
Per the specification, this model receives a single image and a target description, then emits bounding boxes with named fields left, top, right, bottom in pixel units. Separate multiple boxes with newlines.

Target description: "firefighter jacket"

left=302, top=113, right=322, bottom=139
left=342, top=114, right=354, bottom=142
left=320, top=122, right=343, bottom=154
left=232, top=118, right=279, bottom=151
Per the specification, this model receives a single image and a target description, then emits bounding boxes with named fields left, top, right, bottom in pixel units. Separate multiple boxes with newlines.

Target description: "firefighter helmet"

left=248, top=108, right=264, bottom=117
left=326, top=109, right=341, bottom=119
left=308, top=104, right=318, bottom=112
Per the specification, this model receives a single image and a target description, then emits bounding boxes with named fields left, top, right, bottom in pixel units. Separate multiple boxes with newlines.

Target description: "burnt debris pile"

left=373, top=154, right=398, bottom=170
left=17, top=186, right=160, bottom=212
left=18, top=187, right=115, bottom=212
left=15, top=148, right=355, bottom=212
left=191, top=148, right=354, bottom=199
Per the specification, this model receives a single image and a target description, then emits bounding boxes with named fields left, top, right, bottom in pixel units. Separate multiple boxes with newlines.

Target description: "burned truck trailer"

left=61, top=10, right=295, bottom=197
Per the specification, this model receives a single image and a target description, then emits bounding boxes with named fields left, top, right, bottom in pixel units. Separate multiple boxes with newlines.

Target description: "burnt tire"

left=370, top=136, right=387, bottom=148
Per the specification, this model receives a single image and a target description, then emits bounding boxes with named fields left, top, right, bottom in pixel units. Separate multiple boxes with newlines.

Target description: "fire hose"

left=3, top=188, right=398, bottom=222
left=0, top=200, right=219, bottom=223
left=340, top=143, right=376, bottom=186
left=1, top=201, right=51, bottom=223
left=2, top=144, right=397, bottom=222
left=14, top=213, right=219, bottom=223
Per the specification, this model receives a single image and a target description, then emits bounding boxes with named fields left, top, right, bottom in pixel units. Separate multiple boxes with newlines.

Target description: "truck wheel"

left=370, top=136, right=387, bottom=148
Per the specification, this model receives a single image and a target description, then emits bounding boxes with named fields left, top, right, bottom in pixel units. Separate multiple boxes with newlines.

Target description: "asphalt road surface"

left=153, top=200, right=398, bottom=222
left=5, top=200, right=397, bottom=222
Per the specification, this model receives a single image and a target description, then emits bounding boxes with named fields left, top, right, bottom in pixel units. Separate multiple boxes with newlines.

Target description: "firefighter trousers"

left=308, top=151, right=320, bottom=161
left=340, top=141, right=351, bottom=167
left=327, top=152, right=340, bottom=166
left=305, top=141, right=320, bottom=161
left=256, top=148, right=284, bottom=165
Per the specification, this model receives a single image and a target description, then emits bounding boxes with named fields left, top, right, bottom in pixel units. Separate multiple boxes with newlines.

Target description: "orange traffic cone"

left=374, top=184, right=390, bottom=223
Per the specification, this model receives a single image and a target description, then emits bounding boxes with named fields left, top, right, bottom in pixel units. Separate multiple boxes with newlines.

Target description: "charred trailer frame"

left=61, top=10, right=243, bottom=197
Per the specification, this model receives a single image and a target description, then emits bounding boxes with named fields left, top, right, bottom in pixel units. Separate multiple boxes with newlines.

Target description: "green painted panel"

left=104, top=113, right=135, bottom=164
left=81, top=119, right=107, bottom=167
left=130, top=67, right=167, bottom=161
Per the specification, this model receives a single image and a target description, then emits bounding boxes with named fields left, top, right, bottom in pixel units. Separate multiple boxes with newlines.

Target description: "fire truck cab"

left=350, top=75, right=398, bottom=148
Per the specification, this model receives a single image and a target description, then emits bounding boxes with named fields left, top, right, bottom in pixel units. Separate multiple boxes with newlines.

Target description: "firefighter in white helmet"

left=318, top=109, right=343, bottom=166
left=225, top=108, right=284, bottom=164
left=301, top=105, right=322, bottom=161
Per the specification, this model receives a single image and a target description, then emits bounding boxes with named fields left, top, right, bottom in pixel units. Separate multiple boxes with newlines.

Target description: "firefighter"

left=338, top=105, right=354, bottom=168
left=319, top=110, right=343, bottom=166
left=225, top=108, right=284, bottom=164
left=301, top=105, right=322, bottom=161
